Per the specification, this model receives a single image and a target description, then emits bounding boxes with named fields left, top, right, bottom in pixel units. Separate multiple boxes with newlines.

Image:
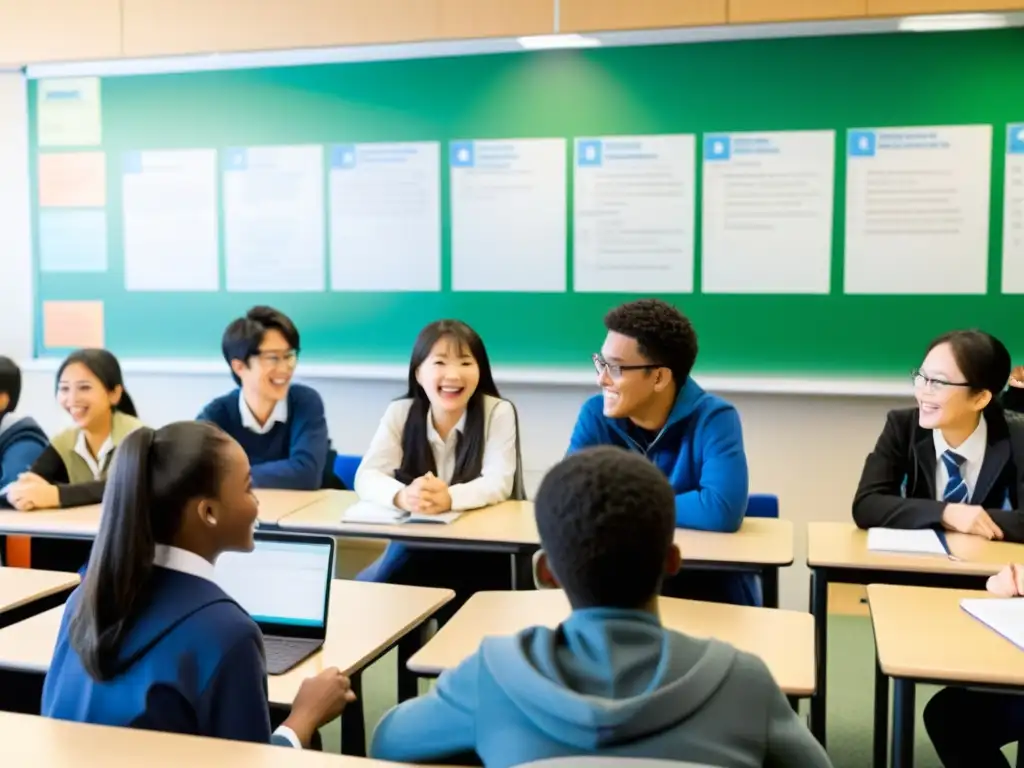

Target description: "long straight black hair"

left=57, top=349, right=138, bottom=418
left=397, top=320, right=500, bottom=485
left=69, top=421, right=232, bottom=681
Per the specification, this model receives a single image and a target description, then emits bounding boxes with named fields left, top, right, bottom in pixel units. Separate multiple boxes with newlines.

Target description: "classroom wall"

left=0, top=69, right=908, bottom=611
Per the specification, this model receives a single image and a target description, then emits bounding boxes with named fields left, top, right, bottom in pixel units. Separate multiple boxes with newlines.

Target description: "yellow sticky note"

left=42, top=301, right=105, bottom=349
left=38, top=152, right=106, bottom=208
left=38, top=77, right=102, bottom=147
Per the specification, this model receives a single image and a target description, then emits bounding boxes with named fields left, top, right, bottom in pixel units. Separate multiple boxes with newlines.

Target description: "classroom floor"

left=322, top=613, right=1017, bottom=767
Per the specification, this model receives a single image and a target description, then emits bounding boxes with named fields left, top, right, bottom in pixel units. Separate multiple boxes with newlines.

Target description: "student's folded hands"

left=5, top=472, right=59, bottom=511
left=987, top=564, right=1024, bottom=597
left=397, top=472, right=453, bottom=515
left=283, top=667, right=357, bottom=747
left=942, top=503, right=1004, bottom=540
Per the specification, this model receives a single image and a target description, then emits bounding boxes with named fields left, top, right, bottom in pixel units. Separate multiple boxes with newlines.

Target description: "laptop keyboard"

left=263, top=636, right=324, bottom=675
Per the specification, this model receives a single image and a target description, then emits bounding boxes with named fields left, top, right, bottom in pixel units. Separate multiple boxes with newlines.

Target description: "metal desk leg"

left=340, top=671, right=366, bottom=756
left=510, top=553, right=519, bottom=590
left=763, top=565, right=780, bottom=609
left=787, top=695, right=801, bottom=713
left=873, top=657, right=889, bottom=768
left=809, top=568, right=828, bottom=747
left=397, top=626, right=425, bottom=703
left=890, top=678, right=915, bottom=768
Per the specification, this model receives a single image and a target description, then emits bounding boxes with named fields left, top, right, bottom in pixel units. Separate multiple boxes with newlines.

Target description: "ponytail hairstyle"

left=56, top=349, right=137, bottom=418
left=396, top=320, right=500, bottom=485
left=69, top=421, right=233, bottom=681
left=925, top=330, right=1012, bottom=415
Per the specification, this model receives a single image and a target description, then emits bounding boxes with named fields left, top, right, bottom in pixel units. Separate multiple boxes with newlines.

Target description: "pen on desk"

left=936, top=529, right=961, bottom=561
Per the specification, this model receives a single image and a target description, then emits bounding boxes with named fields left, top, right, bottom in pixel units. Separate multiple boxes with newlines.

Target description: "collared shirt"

left=153, top=545, right=301, bottom=749
left=239, top=394, right=289, bottom=436
left=933, top=417, right=988, bottom=503
left=355, top=395, right=518, bottom=511
left=73, top=430, right=115, bottom=480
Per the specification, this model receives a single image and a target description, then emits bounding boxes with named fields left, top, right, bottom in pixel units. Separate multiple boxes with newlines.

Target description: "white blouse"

left=355, top=395, right=518, bottom=511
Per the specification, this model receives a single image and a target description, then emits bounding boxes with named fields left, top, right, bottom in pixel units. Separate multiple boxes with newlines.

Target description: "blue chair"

left=333, top=454, right=363, bottom=490
left=746, top=493, right=780, bottom=608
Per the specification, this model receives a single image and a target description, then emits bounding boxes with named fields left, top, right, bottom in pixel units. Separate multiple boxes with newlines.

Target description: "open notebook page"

left=961, top=598, right=1024, bottom=651
left=867, top=528, right=948, bottom=556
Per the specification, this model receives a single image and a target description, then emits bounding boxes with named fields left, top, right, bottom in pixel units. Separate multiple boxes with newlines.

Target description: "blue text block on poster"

left=848, top=130, right=877, bottom=157
left=704, top=135, right=731, bottom=161
left=1009, top=125, right=1024, bottom=155
left=450, top=141, right=475, bottom=167
left=224, top=147, right=248, bottom=171
left=577, top=139, right=603, bottom=167
left=39, top=209, right=108, bottom=273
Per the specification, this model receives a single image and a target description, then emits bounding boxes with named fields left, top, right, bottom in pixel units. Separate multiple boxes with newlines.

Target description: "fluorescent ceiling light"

left=898, top=13, right=1009, bottom=31
left=517, top=34, right=601, bottom=50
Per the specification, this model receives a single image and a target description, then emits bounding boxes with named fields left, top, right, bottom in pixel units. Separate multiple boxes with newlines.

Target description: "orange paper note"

left=42, top=300, right=105, bottom=349
left=38, top=152, right=106, bottom=207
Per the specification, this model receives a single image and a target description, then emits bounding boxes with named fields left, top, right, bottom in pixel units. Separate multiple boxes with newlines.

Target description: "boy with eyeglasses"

left=198, top=306, right=337, bottom=490
left=568, top=299, right=753, bottom=606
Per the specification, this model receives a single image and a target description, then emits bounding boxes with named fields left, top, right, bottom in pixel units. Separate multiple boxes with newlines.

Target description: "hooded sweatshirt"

left=370, top=608, right=831, bottom=768
left=42, top=567, right=285, bottom=744
left=0, top=412, right=48, bottom=496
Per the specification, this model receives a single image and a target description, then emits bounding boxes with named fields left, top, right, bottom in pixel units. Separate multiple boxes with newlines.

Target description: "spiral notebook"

left=342, top=500, right=462, bottom=525
left=961, top=598, right=1024, bottom=651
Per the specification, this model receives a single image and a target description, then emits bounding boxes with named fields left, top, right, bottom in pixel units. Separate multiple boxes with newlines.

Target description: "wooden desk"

left=0, top=568, right=79, bottom=630
left=1, top=711, right=422, bottom=767
left=805, top=522, right=1024, bottom=758
left=0, top=490, right=326, bottom=540
left=280, top=493, right=793, bottom=603
left=867, top=585, right=1024, bottom=768
left=407, top=589, right=815, bottom=697
left=0, top=580, right=453, bottom=755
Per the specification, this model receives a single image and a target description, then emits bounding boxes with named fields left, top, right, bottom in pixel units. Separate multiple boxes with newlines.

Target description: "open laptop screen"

left=214, top=536, right=333, bottom=629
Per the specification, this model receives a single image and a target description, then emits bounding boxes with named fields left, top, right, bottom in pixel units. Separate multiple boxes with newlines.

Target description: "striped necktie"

left=942, top=450, right=969, bottom=503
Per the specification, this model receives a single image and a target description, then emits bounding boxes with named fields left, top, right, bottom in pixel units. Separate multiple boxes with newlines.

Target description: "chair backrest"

left=746, top=493, right=779, bottom=519
left=333, top=454, right=362, bottom=490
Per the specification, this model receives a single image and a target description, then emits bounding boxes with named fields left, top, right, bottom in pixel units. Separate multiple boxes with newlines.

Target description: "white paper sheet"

left=342, top=500, right=461, bottom=525
left=329, top=142, right=441, bottom=291
left=224, top=145, right=325, bottom=292
left=574, top=134, right=695, bottom=293
left=867, top=528, right=948, bottom=556
left=961, top=598, right=1024, bottom=651
left=702, top=130, right=834, bottom=294
left=450, top=138, right=566, bottom=292
left=844, top=125, right=992, bottom=295
left=123, top=150, right=219, bottom=291
left=1003, top=124, right=1024, bottom=294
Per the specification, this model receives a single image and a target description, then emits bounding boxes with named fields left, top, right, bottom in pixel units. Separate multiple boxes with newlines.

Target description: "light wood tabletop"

left=0, top=568, right=78, bottom=615
left=677, top=518, right=793, bottom=566
left=254, top=489, right=330, bottom=524
left=407, top=589, right=815, bottom=696
left=868, top=584, right=1024, bottom=686
left=279, top=491, right=539, bottom=546
left=2, top=711, right=424, bottom=767
left=807, top=522, right=1024, bottom=576
left=0, top=490, right=326, bottom=539
left=0, top=579, right=454, bottom=700
left=280, top=493, right=794, bottom=567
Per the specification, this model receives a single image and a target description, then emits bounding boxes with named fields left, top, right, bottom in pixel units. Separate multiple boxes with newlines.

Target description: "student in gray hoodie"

left=370, top=446, right=832, bottom=768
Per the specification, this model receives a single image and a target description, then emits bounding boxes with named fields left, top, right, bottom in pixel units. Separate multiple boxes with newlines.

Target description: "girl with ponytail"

left=43, top=422, right=354, bottom=748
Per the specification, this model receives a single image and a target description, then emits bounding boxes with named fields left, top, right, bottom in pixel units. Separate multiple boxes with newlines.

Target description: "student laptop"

left=214, top=531, right=335, bottom=675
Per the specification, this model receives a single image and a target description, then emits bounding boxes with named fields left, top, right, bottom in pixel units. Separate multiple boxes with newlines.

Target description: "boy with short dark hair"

left=0, top=356, right=48, bottom=499
left=197, top=307, right=337, bottom=490
left=370, top=447, right=831, bottom=768
left=569, top=298, right=752, bottom=605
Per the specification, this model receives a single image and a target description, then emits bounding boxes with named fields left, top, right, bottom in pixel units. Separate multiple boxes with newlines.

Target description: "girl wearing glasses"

left=853, top=330, right=1024, bottom=541
left=355, top=319, right=524, bottom=597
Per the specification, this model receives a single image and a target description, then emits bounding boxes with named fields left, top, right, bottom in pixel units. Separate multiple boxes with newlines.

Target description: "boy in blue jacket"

left=0, top=357, right=48, bottom=503
left=370, top=447, right=831, bottom=768
left=567, top=299, right=752, bottom=604
left=198, top=307, right=338, bottom=490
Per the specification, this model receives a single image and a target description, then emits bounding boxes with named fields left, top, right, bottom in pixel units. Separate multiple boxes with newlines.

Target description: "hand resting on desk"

left=5, top=472, right=60, bottom=511
left=942, top=503, right=1004, bottom=540
left=987, top=564, right=1024, bottom=598
left=395, top=472, right=453, bottom=515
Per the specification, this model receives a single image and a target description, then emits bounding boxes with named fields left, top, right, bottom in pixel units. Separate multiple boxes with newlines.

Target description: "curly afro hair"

left=604, top=299, right=698, bottom=388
